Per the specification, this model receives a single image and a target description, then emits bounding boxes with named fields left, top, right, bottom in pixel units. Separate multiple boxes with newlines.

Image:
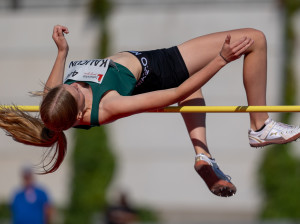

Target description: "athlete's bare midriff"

left=107, top=52, right=142, bottom=80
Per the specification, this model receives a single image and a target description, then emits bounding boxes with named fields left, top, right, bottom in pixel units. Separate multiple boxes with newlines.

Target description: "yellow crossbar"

left=0, top=105, right=40, bottom=112
left=152, top=106, right=300, bottom=113
left=1, top=105, right=300, bottom=113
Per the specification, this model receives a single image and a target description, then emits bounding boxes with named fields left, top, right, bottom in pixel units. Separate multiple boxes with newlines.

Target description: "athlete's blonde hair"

left=0, top=85, right=78, bottom=174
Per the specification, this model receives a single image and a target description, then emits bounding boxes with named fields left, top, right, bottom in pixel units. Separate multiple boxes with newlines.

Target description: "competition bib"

left=64, top=59, right=111, bottom=84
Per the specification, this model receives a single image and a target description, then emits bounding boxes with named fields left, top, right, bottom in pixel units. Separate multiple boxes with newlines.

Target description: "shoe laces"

left=273, top=121, right=300, bottom=133
left=211, top=160, right=232, bottom=181
left=196, top=154, right=232, bottom=181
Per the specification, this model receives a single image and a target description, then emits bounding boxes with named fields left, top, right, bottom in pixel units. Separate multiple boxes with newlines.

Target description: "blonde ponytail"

left=0, top=106, right=67, bottom=174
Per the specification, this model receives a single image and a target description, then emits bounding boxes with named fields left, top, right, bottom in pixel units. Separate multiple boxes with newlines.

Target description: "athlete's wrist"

left=216, top=54, right=227, bottom=67
left=219, top=52, right=229, bottom=64
left=57, top=49, right=68, bottom=58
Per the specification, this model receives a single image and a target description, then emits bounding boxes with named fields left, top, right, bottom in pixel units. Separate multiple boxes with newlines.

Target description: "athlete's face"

left=63, top=83, right=85, bottom=114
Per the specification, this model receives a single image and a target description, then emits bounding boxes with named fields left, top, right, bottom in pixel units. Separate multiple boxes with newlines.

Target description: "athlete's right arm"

left=44, top=25, right=69, bottom=94
left=99, top=35, right=254, bottom=124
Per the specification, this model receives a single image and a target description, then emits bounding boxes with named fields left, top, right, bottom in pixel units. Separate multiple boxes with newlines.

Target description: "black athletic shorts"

left=127, top=46, right=189, bottom=95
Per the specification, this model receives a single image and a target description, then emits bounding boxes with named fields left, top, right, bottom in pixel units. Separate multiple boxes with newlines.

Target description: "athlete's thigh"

left=177, top=28, right=257, bottom=76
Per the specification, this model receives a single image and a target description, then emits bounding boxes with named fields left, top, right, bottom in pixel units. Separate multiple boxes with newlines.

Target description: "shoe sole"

left=194, top=161, right=237, bottom=197
left=250, top=132, right=300, bottom=148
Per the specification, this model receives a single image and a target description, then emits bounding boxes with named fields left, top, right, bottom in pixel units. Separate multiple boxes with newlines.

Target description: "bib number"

left=64, top=59, right=111, bottom=84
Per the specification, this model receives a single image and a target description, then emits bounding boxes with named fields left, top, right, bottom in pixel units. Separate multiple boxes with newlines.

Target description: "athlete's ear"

left=76, top=111, right=83, bottom=120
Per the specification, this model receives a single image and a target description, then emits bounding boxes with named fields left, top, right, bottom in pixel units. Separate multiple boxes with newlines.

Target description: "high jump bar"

left=1, top=105, right=300, bottom=113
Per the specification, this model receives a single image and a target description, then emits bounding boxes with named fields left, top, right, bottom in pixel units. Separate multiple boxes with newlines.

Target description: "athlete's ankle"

left=250, top=116, right=269, bottom=131
left=195, top=152, right=211, bottom=159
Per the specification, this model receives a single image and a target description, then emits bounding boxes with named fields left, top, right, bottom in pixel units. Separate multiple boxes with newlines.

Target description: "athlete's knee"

left=247, top=28, right=267, bottom=50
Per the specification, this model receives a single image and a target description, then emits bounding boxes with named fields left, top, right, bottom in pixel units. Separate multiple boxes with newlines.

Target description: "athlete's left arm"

left=99, top=54, right=225, bottom=123
left=99, top=89, right=179, bottom=124
left=44, top=25, right=69, bottom=94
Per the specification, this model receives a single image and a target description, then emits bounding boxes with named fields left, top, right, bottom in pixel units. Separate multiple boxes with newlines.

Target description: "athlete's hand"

left=52, top=25, right=69, bottom=54
left=219, top=34, right=254, bottom=63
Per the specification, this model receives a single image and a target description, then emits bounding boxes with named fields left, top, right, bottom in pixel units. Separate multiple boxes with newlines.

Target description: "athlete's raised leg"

left=178, top=28, right=269, bottom=130
left=176, top=28, right=269, bottom=197
left=178, top=28, right=300, bottom=149
left=176, top=28, right=300, bottom=196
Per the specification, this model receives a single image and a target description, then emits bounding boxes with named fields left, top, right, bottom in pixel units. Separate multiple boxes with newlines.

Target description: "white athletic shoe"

left=248, top=118, right=300, bottom=148
left=194, top=153, right=236, bottom=197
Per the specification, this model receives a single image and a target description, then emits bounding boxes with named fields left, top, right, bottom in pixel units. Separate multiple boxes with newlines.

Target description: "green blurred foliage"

left=281, top=0, right=300, bottom=16
left=0, top=203, right=11, bottom=221
left=259, top=0, right=300, bottom=220
left=64, top=128, right=115, bottom=224
left=88, top=0, right=113, bottom=22
left=136, top=207, right=159, bottom=222
left=89, top=0, right=113, bottom=58
left=259, top=145, right=300, bottom=218
left=98, top=24, right=110, bottom=58
left=64, top=1, right=115, bottom=223
left=65, top=1, right=158, bottom=223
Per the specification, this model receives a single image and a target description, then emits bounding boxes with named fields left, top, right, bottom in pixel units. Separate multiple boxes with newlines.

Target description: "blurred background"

left=0, top=0, right=300, bottom=223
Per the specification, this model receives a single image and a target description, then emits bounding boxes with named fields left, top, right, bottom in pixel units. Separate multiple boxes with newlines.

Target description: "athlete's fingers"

left=52, top=26, right=58, bottom=37
left=235, top=39, right=254, bottom=56
left=53, top=25, right=68, bottom=37
left=225, top=34, right=231, bottom=45
left=232, top=37, right=251, bottom=51
left=57, top=26, right=64, bottom=37
left=61, top=25, right=69, bottom=34
left=220, top=36, right=253, bottom=63
left=230, top=36, right=248, bottom=49
left=51, top=25, right=69, bottom=52
left=52, top=26, right=61, bottom=39
left=233, top=37, right=252, bottom=54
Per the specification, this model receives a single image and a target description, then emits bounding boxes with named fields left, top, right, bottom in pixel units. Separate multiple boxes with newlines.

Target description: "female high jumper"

left=1, top=25, right=299, bottom=197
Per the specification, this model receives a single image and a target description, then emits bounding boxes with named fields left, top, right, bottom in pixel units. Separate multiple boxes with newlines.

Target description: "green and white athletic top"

left=64, top=59, right=136, bottom=129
